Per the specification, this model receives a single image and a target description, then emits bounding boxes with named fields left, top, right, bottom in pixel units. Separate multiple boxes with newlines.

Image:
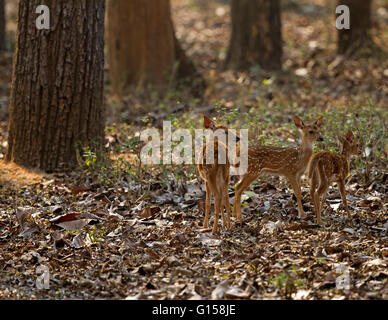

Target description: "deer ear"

left=294, top=116, right=304, bottom=129
left=204, top=116, right=215, bottom=129
left=315, top=116, right=323, bottom=128
left=338, top=135, right=345, bottom=144
left=346, top=130, right=354, bottom=141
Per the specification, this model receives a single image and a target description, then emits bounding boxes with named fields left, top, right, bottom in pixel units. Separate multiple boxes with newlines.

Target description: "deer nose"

left=317, top=136, right=324, bottom=142
left=236, top=136, right=240, bottom=142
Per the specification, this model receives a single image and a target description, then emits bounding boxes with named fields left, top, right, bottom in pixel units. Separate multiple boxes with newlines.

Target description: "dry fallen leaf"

left=57, top=219, right=88, bottom=231
left=211, top=281, right=230, bottom=300
left=138, top=206, right=161, bottom=219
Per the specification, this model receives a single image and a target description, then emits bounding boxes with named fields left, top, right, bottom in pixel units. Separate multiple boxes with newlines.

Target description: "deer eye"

left=309, top=130, right=314, bottom=134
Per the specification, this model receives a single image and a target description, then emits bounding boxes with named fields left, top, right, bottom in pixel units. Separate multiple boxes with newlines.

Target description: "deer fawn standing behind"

left=233, top=116, right=324, bottom=221
left=309, top=130, right=362, bottom=225
left=197, top=116, right=239, bottom=233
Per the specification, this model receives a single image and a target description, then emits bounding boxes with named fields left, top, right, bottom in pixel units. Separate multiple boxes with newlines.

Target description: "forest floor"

left=0, top=0, right=387, bottom=299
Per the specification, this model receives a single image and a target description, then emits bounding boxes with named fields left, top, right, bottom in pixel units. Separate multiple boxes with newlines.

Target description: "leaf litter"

left=0, top=0, right=387, bottom=300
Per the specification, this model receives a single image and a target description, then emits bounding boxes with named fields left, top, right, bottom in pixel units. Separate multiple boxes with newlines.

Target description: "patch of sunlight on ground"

left=0, top=160, right=49, bottom=186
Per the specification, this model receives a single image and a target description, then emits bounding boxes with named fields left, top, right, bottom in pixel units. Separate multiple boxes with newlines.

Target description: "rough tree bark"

left=0, top=0, right=6, bottom=51
left=225, top=0, right=282, bottom=71
left=337, top=0, right=373, bottom=55
left=106, top=0, right=200, bottom=98
left=6, top=0, right=106, bottom=171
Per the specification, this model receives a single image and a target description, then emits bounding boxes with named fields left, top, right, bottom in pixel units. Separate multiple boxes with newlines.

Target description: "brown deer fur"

left=309, top=130, right=361, bottom=225
left=197, top=116, right=239, bottom=233
left=233, top=116, right=324, bottom=221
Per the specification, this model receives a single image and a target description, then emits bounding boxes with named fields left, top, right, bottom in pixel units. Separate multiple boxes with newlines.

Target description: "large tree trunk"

left=337, top=0, right=373, bottom=55
left=0, top=0, right=6, bottom=51
left=6, top=0, right=106, bottom=171
left=106, top=0, right=201, bottom=98
left=225, top=0, right=282, bottom=71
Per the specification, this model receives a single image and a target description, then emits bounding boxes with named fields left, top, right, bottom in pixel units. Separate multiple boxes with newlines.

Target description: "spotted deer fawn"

left=197, top=116, right=239, bottom=233
left=308, top=130, right=362, bottom=225
left=233, top=116, right=324, bottom=221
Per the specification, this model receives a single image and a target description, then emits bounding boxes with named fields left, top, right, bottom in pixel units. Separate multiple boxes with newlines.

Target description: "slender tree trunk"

left=6, top=0, right=106, bottom=171
left=337, top=0, right=373, bottom=55
left=106, top=0, right=201, bottom=98
left=0, top=0, right=6, bottom=51
left=225, top=0, right=282, bottom=71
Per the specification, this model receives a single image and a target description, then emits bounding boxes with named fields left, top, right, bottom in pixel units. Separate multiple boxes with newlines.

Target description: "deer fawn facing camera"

left=197, top=116, right=239, bottom=234
left=308, top=130, right=362, bottom=225
left=233, top=116, right=324, bottom=221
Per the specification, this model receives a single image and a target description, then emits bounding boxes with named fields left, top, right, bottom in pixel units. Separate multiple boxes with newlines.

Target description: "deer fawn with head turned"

left=233, top=116, right=324, bottom=221
left=197, top=116, right=239, bottom=233
left=309, top=130, right=362, bottom=225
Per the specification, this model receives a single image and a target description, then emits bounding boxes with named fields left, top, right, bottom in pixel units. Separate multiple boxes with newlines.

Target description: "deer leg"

left=220, top=197, right=226, bottom=231
left=233, top=177, right=244, bottom=221
left=320, top=192, right=328, bottom=214
left=223, top=169, right=231, bottom=229
left=203, top=182, right=211, bottom=229
left=316, top=181, right=328, bottom=225
left=217, top=170, right=227, bottom=230
left=233, top=173, right=258, bottom=221
left=224, top=187, right=231, bottom=229
left=338, top=179, right=351, bottom=219
left=289, top=176, right=306, bottom=219
left=310, top=170, right=320, bottom=223
left=309, top=172, right=317, bottom=209
left=212, top=191, right=222, bottom=234
left=232, top=179, right=240, bottom=219
left=221, top=207, right=226, bottom=230
left=313, top=191, right=321, bottom=225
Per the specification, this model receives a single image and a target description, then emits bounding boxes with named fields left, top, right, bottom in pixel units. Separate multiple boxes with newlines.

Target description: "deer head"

left=204, top=116, right=240, bottom=142
left=338, top=130, right=362, bottom=156
left=294, top=116, right=324, bottom=145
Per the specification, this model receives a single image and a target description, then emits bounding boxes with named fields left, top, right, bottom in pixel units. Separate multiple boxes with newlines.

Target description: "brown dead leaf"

left=71, top=185, right=91, bottom=195
left=317, top=271, right=337, bottom=289
left=144, top=248, right=160, bottom=260
left=50, top=212, right=81, bottom=224
left=138, top=206, right=161, bottom=219
left=57, top=219, right=88, bottom=231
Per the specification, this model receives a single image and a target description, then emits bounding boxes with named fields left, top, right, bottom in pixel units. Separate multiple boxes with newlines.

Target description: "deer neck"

left=298, top=136, right=314, bottom=159
left=341, top=145, right=352, bottom=170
